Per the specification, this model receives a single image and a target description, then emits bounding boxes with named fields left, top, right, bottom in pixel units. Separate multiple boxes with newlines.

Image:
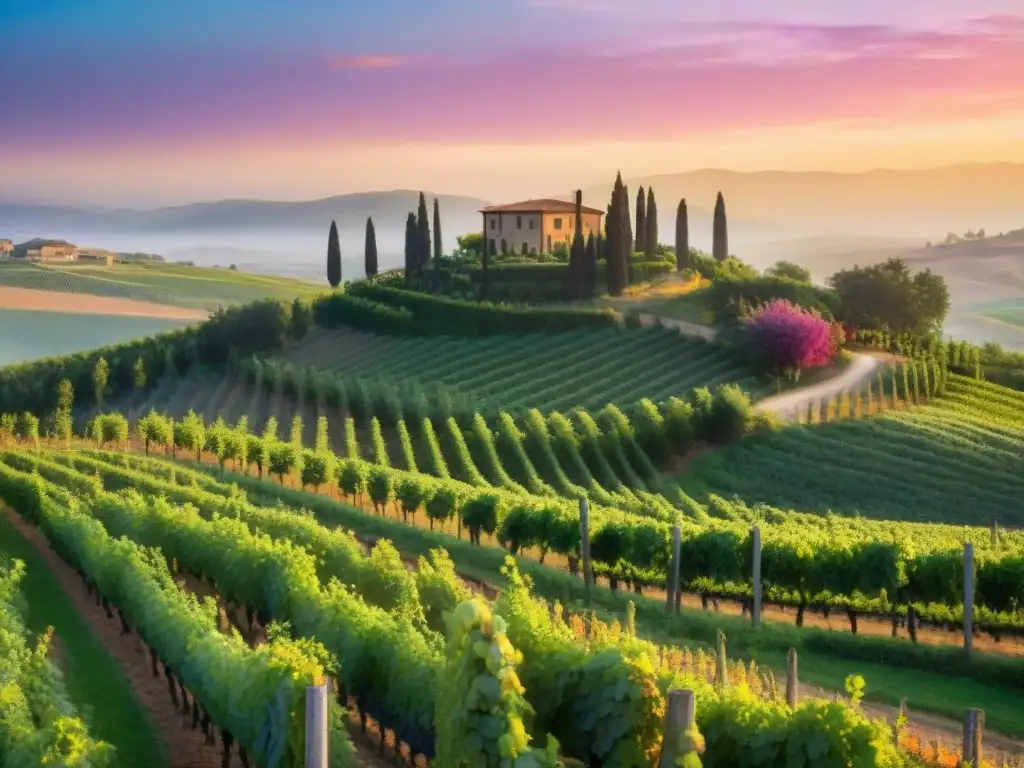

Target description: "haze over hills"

left=577, top=162, right=1024, bottom=240
left=2, top=164, right=1023, bottom=323
left=0, top=190, right=489, bottom=280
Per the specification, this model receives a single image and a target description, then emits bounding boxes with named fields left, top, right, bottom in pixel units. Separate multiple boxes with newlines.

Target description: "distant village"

left=0, top=238, right=165, bottom=265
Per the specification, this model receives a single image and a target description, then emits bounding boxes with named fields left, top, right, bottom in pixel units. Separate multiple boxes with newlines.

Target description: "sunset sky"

left=4, top=0, right=1024, bottom=206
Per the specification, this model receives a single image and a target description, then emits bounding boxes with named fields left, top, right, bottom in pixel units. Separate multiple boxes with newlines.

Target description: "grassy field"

left=682, top=374, right=1024, bottom=526
left=0, top=261, right=319, bottom=311
left=0, top=309, right=194, bottom=366
left=283, top=323, right=766, bottom=412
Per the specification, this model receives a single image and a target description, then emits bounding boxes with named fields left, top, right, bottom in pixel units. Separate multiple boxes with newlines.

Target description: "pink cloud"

left=327, top=55, right=405, bottom=70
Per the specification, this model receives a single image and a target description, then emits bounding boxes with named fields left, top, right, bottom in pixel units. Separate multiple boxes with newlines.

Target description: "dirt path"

left=0, top=285, right=207, bottom=321
left=1, top=507, right=222, bottom=768
left=633, top=311, right=718, bottom=342
left=756, top=352, right=882, bottom=421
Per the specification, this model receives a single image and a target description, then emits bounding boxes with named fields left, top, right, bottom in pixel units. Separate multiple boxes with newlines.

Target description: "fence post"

left=785, top=647, right=798, bottom=707
left=963, top=542, right=974, bottom=657
left=962, top=708, right=984, bottom=768
left=666, top=525, right=681, bottom=615
left=579, top=498, right=593, bottom=604
left=715, top=630, right=728, bottom=691
left=305, top=681, right=328, bottom=768
left=752, top=526, right=762, bottom=627
left=658, top=689, right=696, bottom=768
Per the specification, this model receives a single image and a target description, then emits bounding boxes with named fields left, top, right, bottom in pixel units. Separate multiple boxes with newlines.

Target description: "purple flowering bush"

left=743, top=298, right=836, bottom=377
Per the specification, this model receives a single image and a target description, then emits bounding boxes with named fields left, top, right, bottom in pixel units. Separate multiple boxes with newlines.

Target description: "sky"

left=3, top=0, right=1024, bottom=206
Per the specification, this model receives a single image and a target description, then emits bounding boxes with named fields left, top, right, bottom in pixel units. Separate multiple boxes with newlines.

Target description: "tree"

left=644, top=186, right=658, bottom=261
left=173, top=409, right=206, bottom=461
left=56, top=378, right=74, bottom=413
left=743, top=299, right=836, bottom=377
left=132, top=356, right=147, bottom=391
left=268, top=441, right=300, bottom=484
left=765, top=261, right=812, bottom=283
left=327, top=219, right=342, bottom=288
left=15, top=412, right=39, bottom=448
left=568, top=190, right=585, bottom=300
left=584, top=233, right=598, bottom=298
left=713, top=192, right=728, bottom=262
left=829, top=258, right=950, bottom=336
left=364, top=217, right=378, bottom=278
left=300, top=449, right=331, bottom=491
left=92, top=357, right=109, bottom=406
left=137, top=410, right=172, bottom=456
left=432, top=197, right=443, bottom=263
left=675, top=198, right=689, bottom=272
left=622, top=184, right=633, bottom=261
left=404, top=212, right=418, bottom=282
left=605, top=172, right=630, bottom=297
left=245, top=434, right=268, bottom=479
left=634, top=185, right=647, bottom=255
left=416, top=192, right=431, bottom=271
left=290, top=297, right=311, bottom=341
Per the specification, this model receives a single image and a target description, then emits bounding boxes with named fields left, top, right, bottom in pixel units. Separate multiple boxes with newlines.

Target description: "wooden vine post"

left=785, top=647, right=798, bottom=707
left=305, top=680, right=329, bottom=768
left=666, top=524, right=681, bottom=615
left=579, top=498, right=593, bottom=604
left=963, top=542, right=974, bottom=657
left=658, top=689, right=696, bottom=768
left=751, top=526, right=762, bottom=627
left=962, top=708, right=984, bottom=768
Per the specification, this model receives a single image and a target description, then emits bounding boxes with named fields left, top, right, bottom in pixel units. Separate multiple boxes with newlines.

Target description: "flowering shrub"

left=743, top=299, right=836, bottom=376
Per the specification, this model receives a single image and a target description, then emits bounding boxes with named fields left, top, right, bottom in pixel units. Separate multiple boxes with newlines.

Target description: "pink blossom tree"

left=743, top=298, right=835, bottom=378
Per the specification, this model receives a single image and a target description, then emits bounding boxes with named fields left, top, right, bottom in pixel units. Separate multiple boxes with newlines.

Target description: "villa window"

left=490, top=218, right=496, bottom=230
left=488, top=239, right=496, bottom=254
left=516, top=215, right=522, bottom=229
left=553, top=218, right=563, bottom=230
left=528, top=219, right=535, bottom=230
left=521, top=243, right=528, bottom=255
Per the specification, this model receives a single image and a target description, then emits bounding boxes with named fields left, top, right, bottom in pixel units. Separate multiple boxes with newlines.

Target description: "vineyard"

left=0, top=262, right=319, bottom=311
left=283, top=323, right=768, bottom=411
left=1, top=447, right=1015, bottom=768
left=4, top=282, right=1024, bottom=766
left=686, top=375, right=1024, bottom=526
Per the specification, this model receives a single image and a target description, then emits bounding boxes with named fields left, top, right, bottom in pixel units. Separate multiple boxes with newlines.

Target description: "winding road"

left=756, top=353, right=883, bottom=421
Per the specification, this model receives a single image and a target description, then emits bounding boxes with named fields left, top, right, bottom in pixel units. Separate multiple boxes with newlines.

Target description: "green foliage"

left=268, top=440, right=300, bottom=483
left=342, top=282, right=618, bottom=335
left=436, top=599, right=560, bottom=767
left=0, top=558, right=115, bottom=767
left=300, top=449, right=332, bottom=490
left=367, top=465, right=393, bottom=513
left=764, top=261, right=812, bottom=283
left=707, top=276, right=839, bottom=324
left=830, top=258, right=950, bottom=336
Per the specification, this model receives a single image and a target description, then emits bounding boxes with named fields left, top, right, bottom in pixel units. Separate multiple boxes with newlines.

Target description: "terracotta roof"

left=481, top=198, right=604, bottom=215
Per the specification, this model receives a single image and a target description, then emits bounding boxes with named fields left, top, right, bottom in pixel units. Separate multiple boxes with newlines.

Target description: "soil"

left=0, top=285, right=207, bottom=321
left=1, top=507, right=222, bottom=768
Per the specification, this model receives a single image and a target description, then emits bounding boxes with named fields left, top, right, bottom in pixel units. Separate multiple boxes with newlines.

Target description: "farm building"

left=480, top=199, right=603, bottom=256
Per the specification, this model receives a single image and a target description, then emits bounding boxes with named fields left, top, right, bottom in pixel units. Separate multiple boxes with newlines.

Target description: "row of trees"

left=405, top=193, right=443, bottom=280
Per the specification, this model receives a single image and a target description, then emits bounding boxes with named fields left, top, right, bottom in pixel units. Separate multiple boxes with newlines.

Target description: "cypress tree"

left=712, top=191, right=729, bottom=262
left=635, top=186, right=646, bottom=255
left=432, top=197, right=443, bottom=263
left=644, top=186, right=658, bottom=260
left=364, top=217, right=378, bottom=278
left=568, top=190, right=585, bottom=300
left=605, top=173, right=630, bottom=296
left=584, top=232, right=597, bottom=298
left=403, top=212, right=417, bottom=282
left=326, top=219, right=341, bottom=288
left=675, top=198, right=689, bottom=272
left=623, top=184, right=633, bottom=262
left=416, top=192, right=431, bottom=270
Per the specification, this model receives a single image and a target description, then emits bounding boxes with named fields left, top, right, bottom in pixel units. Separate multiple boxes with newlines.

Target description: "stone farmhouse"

left=480, top=199, right=603, bottom=256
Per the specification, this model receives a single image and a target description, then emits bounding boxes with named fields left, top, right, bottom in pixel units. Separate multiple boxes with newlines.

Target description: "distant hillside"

left=901, top=229, right=1024, bottom=306
left=578, top=163, right=1024, bottom=240
left=0, top=190, right=490, bottom=235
